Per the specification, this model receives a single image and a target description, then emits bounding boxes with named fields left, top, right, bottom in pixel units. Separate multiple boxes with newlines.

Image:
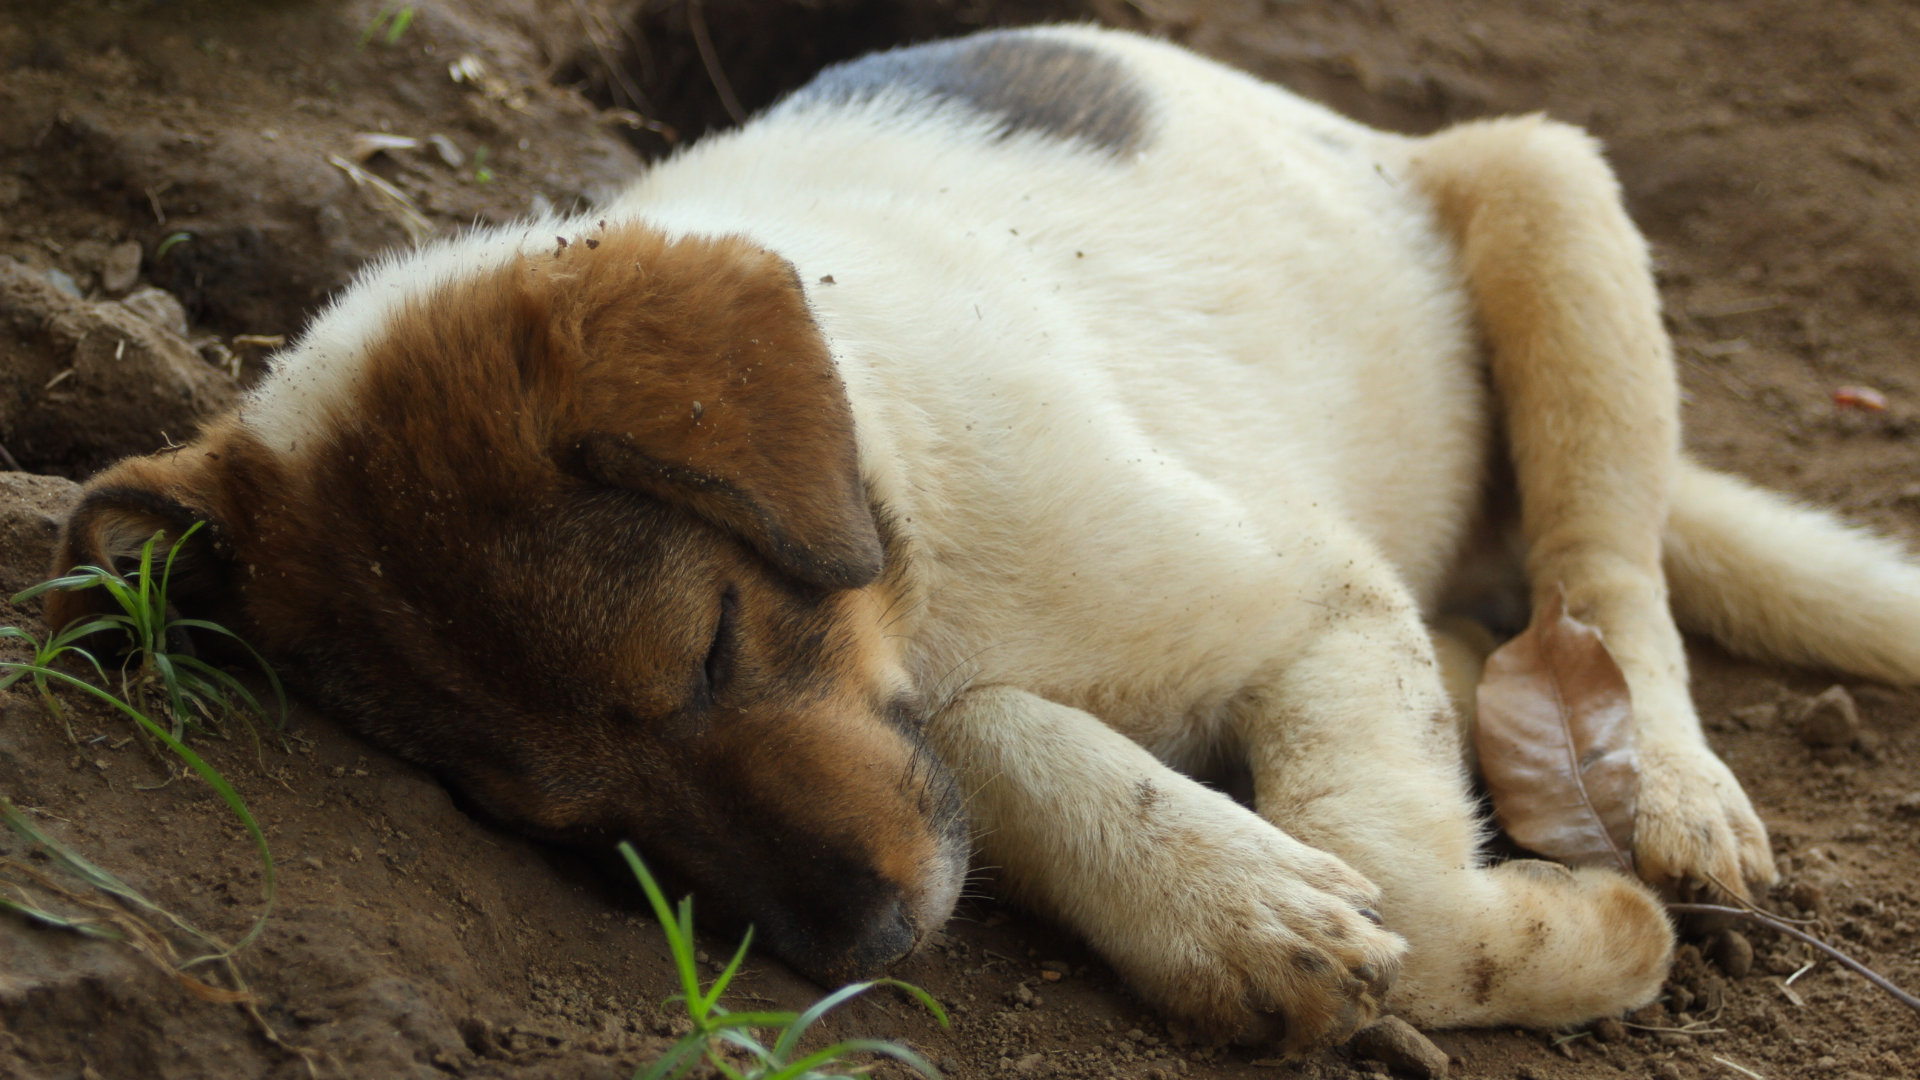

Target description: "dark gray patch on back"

left=788, top=30, right=1149, bottom=155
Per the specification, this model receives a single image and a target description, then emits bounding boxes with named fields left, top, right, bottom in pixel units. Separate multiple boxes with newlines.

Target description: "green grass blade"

left=5, top=668, right=275, bottom=951
left=633, top=1034, right=707, bottom=1080
left=0, top=892, right=123, bottom=940
left=172, top=655, right=264, bottom=716
left=769, top=1039, right=943, bottom=1080
left=165, top=621, right=286, bottom=727
left=704, top=1011, right=800, bottom=1029
left=772, top=981, right=878, bottom=1061
left=47, top=617, right=128, bottom=652
left=134, top=533, right=159, bottom=629
left=10, top=570, right=118, bottom=603
left=385, top=5, right=414, bottom=45
left=2, top=801, right=155, bottom=913
left=871, top=978, right=948, bottom=1027
left=159, top=521, right=201, bottom=604
left=698, top=926, right=754, bottom=1015
left=148, top=651, right=189, bottom=737
left=619, top=843, right=705, bottom=1015
left=171, top=621, right=288, bottom=726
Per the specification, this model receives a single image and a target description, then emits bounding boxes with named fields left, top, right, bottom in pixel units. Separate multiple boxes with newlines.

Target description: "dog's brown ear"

left=541, top=228, right=884, bottom=591
left=45, top=451, right=236, bottom=635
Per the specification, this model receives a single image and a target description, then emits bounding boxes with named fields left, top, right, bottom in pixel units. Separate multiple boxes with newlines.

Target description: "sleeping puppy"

left=48, top=26, right=1920, bottom=1049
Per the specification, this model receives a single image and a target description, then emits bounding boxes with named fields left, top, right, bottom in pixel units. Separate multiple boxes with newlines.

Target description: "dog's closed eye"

left=698, top=585, right=739, bottom=706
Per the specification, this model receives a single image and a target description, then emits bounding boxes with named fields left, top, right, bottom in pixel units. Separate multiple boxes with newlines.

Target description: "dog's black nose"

left=774, top=890, right=922, bottom=987
left=842, top=896, right=918, bottom=977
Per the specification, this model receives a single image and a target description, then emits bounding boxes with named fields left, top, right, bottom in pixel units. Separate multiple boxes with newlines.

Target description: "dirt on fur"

left=2, top=2, right=1918, bottom=1078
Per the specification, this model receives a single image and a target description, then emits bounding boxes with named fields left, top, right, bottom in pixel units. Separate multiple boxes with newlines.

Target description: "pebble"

left=1710, top=929, right=1754, bottom=979
left=100, top=240, right=142, bottom=294
left=1350, top=1016, right=1449, bottom=1079
left=119, top=284, right=190, bottom=336
left=1591, top=1017, right=1627, bottom=1043
left=43, top=266, right=82, bottom=297
left=1794, top=685, right=1860, bottom=748
left=1788, top=880, right=1826, bottom=914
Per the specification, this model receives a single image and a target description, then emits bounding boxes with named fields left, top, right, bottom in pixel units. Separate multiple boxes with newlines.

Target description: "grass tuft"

left=620, top=841, right=948, bottom=1080
left=0, top=527, right=298, bottom=1050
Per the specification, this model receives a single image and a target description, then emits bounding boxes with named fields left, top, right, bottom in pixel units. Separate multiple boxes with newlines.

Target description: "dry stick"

left=1668, top=901, right=1920, bottom=1015
left=687, top=0, right=746, bottom=124
left=0, top=439, right=21, bottom=471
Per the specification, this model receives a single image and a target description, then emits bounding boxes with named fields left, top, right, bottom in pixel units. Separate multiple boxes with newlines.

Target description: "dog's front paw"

left=1104, top=823, right=1406, bottom=1052
left=1633, top=741, right=1777, bottom=900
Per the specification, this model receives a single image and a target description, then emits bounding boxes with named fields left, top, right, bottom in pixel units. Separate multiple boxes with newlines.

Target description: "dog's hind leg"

left=1402, top=117, right=1777, bottom=900
left=1238, top=525, right=1672, bottom=1029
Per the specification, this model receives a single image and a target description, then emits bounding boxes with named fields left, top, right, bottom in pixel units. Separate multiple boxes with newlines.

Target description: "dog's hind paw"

left=1107, top=826, right=1407, bottom=1052
left=1632, top=742, right=1777, bottom=901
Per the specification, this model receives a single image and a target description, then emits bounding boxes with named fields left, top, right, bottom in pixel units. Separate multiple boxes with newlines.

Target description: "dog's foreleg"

left=1405, top=117, right=1776, bottom=899
left=1239, top=533, right=1671, bottom=1029
left=925, top=684, right=1403, bottom=1050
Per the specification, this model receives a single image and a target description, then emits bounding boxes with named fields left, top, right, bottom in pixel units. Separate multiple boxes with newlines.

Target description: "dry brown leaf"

left=1474, top=588, right=1639, bottom=874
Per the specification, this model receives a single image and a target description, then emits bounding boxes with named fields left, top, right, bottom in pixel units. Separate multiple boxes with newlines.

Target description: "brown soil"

left=3, top=2, right=1918, bottom=1078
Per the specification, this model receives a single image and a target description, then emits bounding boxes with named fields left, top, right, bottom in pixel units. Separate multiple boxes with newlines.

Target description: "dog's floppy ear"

left=542, top=228, right=884, bottom=591
left=45, top=449, right=237, bottom=635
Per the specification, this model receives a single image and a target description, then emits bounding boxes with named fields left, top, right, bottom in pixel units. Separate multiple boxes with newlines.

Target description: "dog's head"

left=47, top=223, right=968, bottom=983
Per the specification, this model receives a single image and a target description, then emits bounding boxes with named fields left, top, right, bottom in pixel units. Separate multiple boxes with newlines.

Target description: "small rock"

left=427, top=132, right=466, bottom=168
left=1350, top=1016, right=1449, bottom=1079
left=1729, top=702, right=1777, bottom=729
left=1591, top=1016, right=1626, bottom=1043
left=1793, top=685, right=1860, bottom=748
left=1788, top=880, right=1826, bottom=914
left=1653, top=1062, right=1684, bottom=1080
left=43, top=267, right=82, bottom=297
left=118, top=284, right=190, bottom=337
left=1628, top=1002, right=1670, bottom=1027
left=1891, top=793, right=1920, bottom=818
left=1012, top=1052, right=1043, bottom=1073
left=99, top=241, right=143, bottom=295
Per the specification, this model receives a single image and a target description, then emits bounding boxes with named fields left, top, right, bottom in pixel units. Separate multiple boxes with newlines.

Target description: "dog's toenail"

left=1357, top=907, right=1382, bottom=925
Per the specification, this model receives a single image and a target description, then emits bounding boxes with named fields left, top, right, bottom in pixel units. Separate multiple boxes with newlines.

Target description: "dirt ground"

left=2, top=1, right=1918, bottom=1078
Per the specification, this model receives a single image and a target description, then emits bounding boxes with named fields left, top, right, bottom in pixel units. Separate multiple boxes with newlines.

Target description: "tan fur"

left=1407, top=117, right=1776, bottom=899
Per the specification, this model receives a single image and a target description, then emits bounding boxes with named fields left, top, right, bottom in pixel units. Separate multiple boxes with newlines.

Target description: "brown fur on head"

left=48, top=225, right=968, bottom=984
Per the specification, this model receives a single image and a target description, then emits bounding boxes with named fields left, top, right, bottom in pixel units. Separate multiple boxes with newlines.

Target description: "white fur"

left=238, top=25, right=1920, bottom=1038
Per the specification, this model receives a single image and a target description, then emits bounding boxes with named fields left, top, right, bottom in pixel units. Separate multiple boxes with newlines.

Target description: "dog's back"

left=605, top=27, right=1500, bottom=744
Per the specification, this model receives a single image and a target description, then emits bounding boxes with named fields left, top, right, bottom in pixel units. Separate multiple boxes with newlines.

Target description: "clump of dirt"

left=4, top=1, right=1920, bottom=1079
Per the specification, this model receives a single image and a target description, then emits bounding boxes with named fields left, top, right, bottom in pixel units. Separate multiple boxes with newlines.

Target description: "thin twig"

left=1669, top=901, right=1920, bottom=1015
left=1712, top=1055, right=1768, bottom=1080
left=687, top=0, right=745, bottom=124
left=0, top=439, right=21, bottom=471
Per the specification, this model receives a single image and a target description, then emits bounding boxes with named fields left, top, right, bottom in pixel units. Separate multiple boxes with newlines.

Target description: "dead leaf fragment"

left=1832, top=385, right=1887, bottom=412
left=1475, top=589, right=1639, bottom=874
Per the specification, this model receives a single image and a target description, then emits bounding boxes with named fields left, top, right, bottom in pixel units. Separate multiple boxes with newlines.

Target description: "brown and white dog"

left=47, top=26, right=1920, bottom=1049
